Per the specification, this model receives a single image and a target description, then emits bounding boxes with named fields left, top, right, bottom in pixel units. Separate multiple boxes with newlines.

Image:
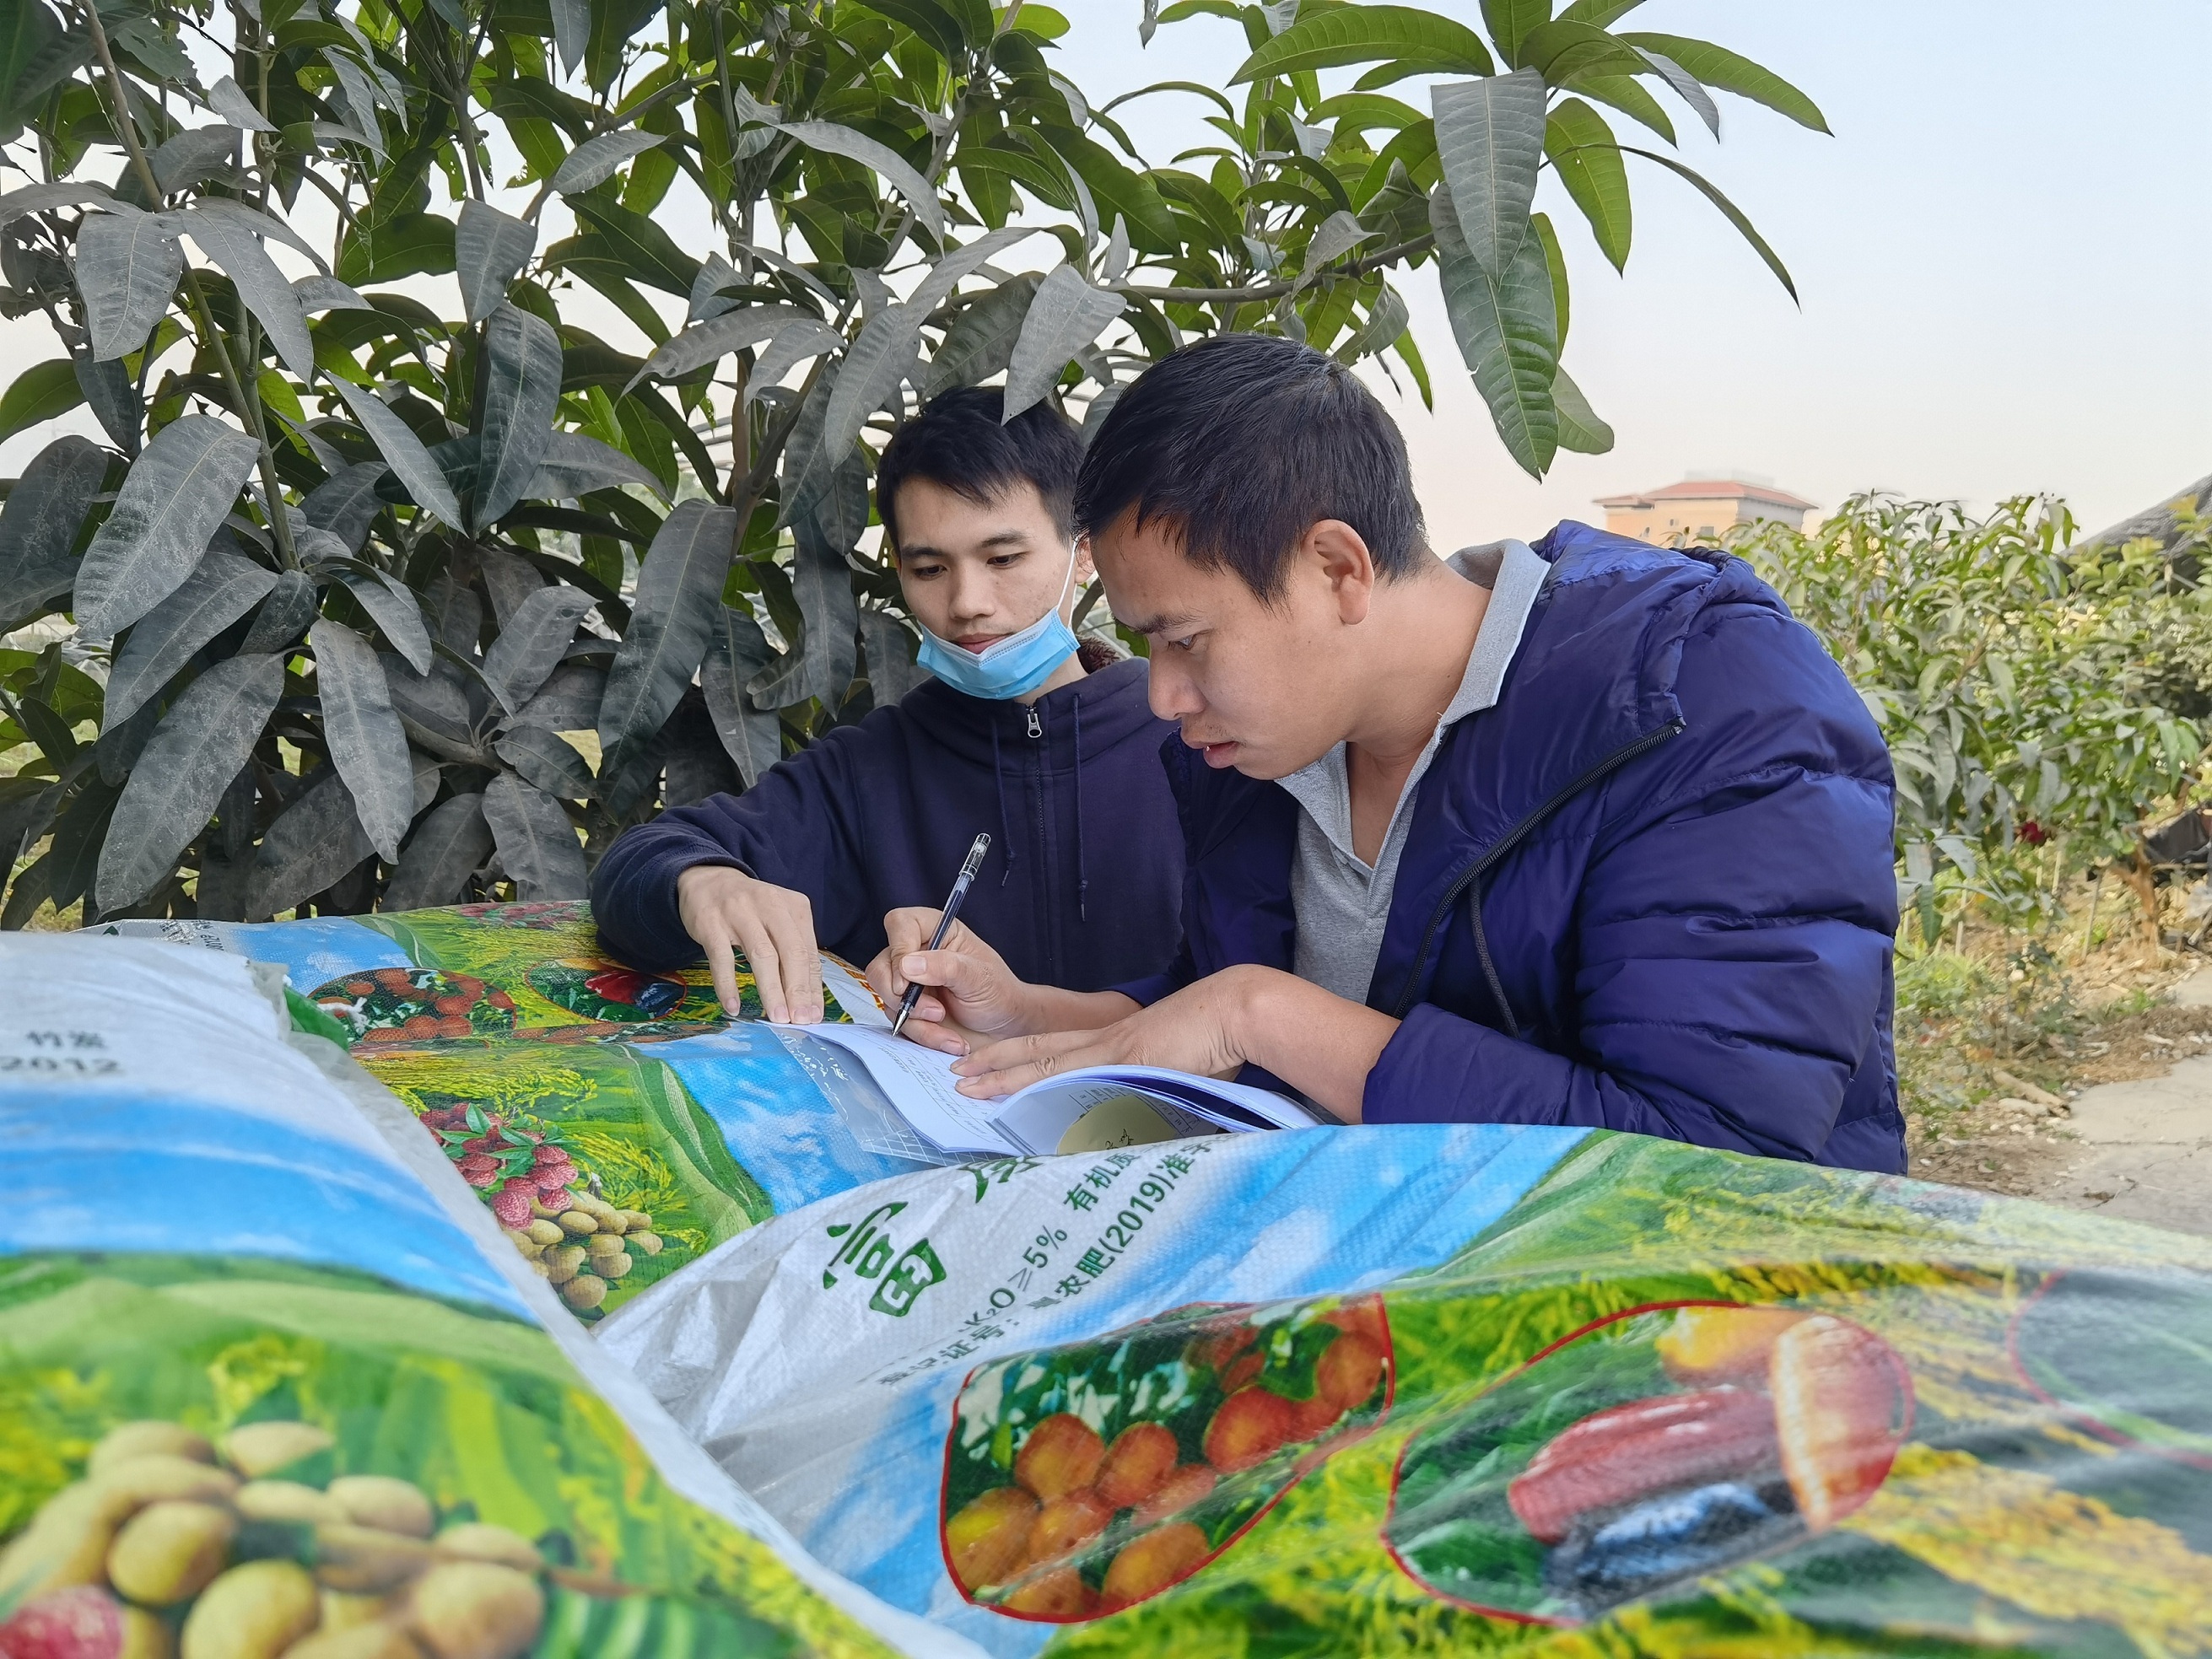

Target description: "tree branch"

left=1108, top=232, right=1436, bottom=305
left=79, top=0, right=297, bottom=567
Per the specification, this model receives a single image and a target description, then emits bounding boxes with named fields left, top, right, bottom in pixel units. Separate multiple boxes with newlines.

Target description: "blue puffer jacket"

left=1119, top=523, right=1904, bottom=1172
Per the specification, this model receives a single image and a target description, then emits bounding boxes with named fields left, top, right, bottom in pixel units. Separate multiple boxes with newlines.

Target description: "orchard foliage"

left=0, top=0, right=1821, bottom=924
left=1733, top=496, right=2212, bottom=936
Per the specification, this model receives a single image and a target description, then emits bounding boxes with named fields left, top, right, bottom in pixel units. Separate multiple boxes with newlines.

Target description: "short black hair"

left=875, top=385, right=1084, bottom=551
left=1072, top=334, right=1427, bottom=601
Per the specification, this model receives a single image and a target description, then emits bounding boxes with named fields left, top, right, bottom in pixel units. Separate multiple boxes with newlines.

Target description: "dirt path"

left=1912, top=969, right=2212, bottom=1237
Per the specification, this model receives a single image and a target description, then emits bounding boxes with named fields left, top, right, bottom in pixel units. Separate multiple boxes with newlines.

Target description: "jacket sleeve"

left=1362, top=601, right=1898, bottom=1165
left=590, top=731, right=877, bottom=972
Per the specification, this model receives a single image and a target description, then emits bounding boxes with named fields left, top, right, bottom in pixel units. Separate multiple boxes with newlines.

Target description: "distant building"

left=1594, top=480, right=1816, bottom=545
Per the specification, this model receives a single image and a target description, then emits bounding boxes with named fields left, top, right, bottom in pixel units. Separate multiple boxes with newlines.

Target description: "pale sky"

left=3, top=1, right=2204, bottom=542
left=1067, top=0, right=2212, bottom=543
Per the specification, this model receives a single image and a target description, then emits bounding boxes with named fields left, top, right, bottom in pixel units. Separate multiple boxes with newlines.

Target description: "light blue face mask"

left=914, top=545, right=1081, bottom=701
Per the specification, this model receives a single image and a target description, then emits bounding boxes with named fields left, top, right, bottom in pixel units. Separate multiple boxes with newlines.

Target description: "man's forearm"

left=1227, top=967, right=1398, bottom=1123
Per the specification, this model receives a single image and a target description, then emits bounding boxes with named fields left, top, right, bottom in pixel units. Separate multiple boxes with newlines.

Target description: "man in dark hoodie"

left=590, top=386, right=1185, bottom=1023
left=875, top=337, right=1905, bottom=1172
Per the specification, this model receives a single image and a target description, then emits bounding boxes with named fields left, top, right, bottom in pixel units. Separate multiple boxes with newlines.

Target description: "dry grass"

left=1900, top=871, right=2205, bottom=1198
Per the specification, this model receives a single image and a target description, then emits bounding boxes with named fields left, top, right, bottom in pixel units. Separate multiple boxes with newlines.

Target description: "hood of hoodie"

left=896, top=654, right=1161, bottom=772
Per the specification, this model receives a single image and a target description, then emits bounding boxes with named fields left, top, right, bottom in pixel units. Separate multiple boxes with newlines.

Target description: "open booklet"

left=796, top=1018, right=1326, bottom=1158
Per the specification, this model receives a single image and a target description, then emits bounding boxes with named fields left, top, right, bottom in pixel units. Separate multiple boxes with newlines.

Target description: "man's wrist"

left=1220, top=964, right=1288, bottom=1071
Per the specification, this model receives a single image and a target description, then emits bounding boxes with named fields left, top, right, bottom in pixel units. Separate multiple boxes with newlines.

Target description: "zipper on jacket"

left=1025, top=705, right=1042, bottom=738
left=1387, top=719, right=1687, bottom=1023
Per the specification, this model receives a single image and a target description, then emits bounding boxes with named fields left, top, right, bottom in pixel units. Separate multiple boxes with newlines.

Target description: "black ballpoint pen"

left=890, top=832, right=992, bottom=1039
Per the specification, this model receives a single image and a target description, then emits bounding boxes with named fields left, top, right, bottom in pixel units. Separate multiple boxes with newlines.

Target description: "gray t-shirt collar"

left=1275, top=539, right=1546, bottom=867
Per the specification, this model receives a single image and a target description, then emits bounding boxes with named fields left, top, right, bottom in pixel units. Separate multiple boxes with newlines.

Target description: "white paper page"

left=1070, top=1066, right=1325, bottom=1130
left=795, top=1022, right=1019, bottom=1155
left=990, top=1080, right=1153, bottom=1156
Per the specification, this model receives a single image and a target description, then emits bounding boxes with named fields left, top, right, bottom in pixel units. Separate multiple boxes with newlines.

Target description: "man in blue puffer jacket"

left=874, top=336, right=1904, bottom=1172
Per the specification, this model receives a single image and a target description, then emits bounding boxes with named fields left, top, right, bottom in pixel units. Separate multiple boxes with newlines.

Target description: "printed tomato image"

left=1386, top=1302, right=1911, bottom=1623
left=941, top=1294, right=1393, bottom=1621
left=310, top=967, right=517, bottom=1045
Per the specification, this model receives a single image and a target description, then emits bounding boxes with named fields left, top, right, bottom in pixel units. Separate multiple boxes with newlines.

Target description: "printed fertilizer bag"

left=93, top=902, right=941, bottom=1325
left=0, top=933, right=971, bottom=1659
left=600, top=1127, right=2212, bottom=1657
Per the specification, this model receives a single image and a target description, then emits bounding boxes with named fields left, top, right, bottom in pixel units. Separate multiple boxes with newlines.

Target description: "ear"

left=1303, top=520, right=1378, bottom=627
left=1073, top=533, right=1096, bottom=587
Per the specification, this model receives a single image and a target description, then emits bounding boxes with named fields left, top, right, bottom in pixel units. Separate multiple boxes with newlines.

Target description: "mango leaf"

left=1621, top=145, right=1797, bottom=301
left=699, top=608, right=781, bottom=787
left=455, top=200, right=536, bottom=323
left=528, top=431, right=669, bottom=502
left=483, top=583, right=596, bottom=709
left=494, top=724, right=595, bottom=800
left=1618, top=33, right=1829, bottom=132
left=750, top=320, right=847, bottom=395
left=239, top=569, right=318, bottom=653
left=0, top=358, right=85, bottom=448
left=180, top=207, right=316, bottom=378
left=777, top=120, right=947, bottom=243
left=293, top=273, right=373, bottom=313
left=823, top=303, right=922, bottom=463
left=482, top=770, right=586, bottom=898
left=550, top=0, right=587, bottom=75
left=381, top=790, right=491, bottom=910
left=623, top=304, right=811, bottom=393
left=307, top=617, right=413, bottom=859
left=1298, top=209, right=1375, bottom=284
left=747, top=514, right=857, bottom=710
left=513, top=664, right=604, bottom=732
left=598, top=500, right=739, bottom=752
left=105, top=547, right=277, bottom=726
left=1231, top=6, right=1494, bottom=83
left=1003, top=265, right=1125, bottom=421
left=860, top=608, right=926, bottom=703
left=301, top=461, right=390, bottom=553
left=920, top=272, right=1041, bottom=396
left=0, top=434, right=108, bottom=626
left=337, top=568, right=434, bottom=674
left=251, top=766, right=375, bottom=918
left=1431, top=183, right=1557, bottom=478
left=95, top=652, right=283, bottom=910
left=475, top=303, right=564, bottom=529
left=1430, top=70, right=1546, bottom=277
left=73, top=352, right=139, bottom=456
left=1633, top=46, right=1720, bottom=138
left=549, top=130, right=665, bottom=195
left=207, top=75, right=277, bottom=133
left=332, top=380, right=463, bottom=528
left=566, top=199, right=702, bottom=297
left=0, top=181, right=111, bottom=226
left=1516, top=19, right=1645, bottom=83
left=1481, top=0, right=1552, bottom=63
left=74, top=414, right=259, bottom=637
left=1552, top=364, right=1614, bottom=454
left=77, top=205, right=183, bottom=363
left=149, top=125, right=242, bottom=194
left=1334, top=281, right=1410, bottom=365
left=1545, top=98, right=1630, bottom=271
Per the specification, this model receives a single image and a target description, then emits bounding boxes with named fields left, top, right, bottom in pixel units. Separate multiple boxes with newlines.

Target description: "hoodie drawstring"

left=990, top=721, right=1013, bottom=887
left=1072, top=692, right=1087, bottom=923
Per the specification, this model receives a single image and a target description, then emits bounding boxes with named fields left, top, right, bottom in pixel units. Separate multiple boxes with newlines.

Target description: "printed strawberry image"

left=941, top=1294, right=1393, bottom=1622
left=1387, top=1302, right=1911, bottom=1623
